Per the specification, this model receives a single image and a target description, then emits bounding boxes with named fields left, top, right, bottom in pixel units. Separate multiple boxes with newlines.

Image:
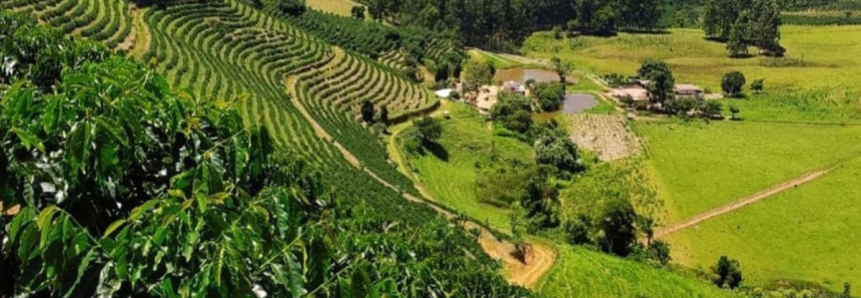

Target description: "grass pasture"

left=636, top=120, right=861, bottom=222
left=538, top=245, right=738, bottom=298
left=667, top=156, right=861, bottom=291
left=522, top=26, right=861, bottom=96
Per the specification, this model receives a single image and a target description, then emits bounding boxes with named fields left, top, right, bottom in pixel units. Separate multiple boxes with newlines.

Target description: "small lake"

left=533, top=93, right=599, bottom=121
left=493, top=68, right=575, bottom=84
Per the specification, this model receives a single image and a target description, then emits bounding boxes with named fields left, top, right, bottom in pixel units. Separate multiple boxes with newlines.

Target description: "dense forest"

left=0, top=12, right=535, bottom=297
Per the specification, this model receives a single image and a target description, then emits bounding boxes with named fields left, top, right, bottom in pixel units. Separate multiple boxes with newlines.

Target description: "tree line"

left=358, top=0, right=665, bottom=51
left=702, top=0, right=785, bottom=57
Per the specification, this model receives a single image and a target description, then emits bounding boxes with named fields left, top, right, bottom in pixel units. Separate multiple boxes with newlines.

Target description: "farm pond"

left=533, top=93, right=599, bottom=121
left=493, top=68, right=576, bottom=84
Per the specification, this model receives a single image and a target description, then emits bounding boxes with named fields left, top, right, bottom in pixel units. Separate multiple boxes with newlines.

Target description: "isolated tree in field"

left=751, top=79, right=764, bottom=94
left=551, top=56, right=574, bottom=84
left=351, top=6, right=365, bottom=20
left=637, top=59, right=675, bottom=105
left=510, top=203, right=529, bottom=263
left=843, top=282, right=852, bottom=298
left=711, top=256, right=743, bottom=289
left=729, top=105, right=740, bottom=120
left=414, top=116, right=442, bottom=143
left=361, top=101, right=375, bottom=123
left=721, top=71, right=746, bottom=97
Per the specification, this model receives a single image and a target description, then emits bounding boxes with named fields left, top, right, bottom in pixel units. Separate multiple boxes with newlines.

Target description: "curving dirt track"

left=655, top=168, right=834, bottom=238
left=286, top=50, right=557, bottom=288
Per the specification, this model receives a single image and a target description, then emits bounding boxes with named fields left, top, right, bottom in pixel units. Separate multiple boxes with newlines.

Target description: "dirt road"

left=655, top=168, right=833, bottom=238
left=286, top=63, right=557, bottom=288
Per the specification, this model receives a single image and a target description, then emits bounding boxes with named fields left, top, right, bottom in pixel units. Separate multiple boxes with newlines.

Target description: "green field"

left=636, top=120, right=861, bottom=222
left=520, top=24, right=861, bottom=292
left=538, top=245, right=738, bottom=298
left=667, top=157, right=861, bottom=291
left=402, top=102, right=534, bottom=231
left=522, top=26, right=861, bottom=94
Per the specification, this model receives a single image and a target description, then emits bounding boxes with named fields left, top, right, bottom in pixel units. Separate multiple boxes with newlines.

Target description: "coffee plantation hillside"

left=0, top=12, right=535, bottom=297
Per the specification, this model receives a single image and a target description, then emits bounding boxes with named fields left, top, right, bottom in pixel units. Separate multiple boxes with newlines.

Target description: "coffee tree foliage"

left=0, top=12, right=535, bottom=298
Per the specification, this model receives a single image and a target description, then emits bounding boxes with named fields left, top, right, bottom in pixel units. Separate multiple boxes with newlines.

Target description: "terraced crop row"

left=1, top=0, right=131, bottom=48
left=293, top=47, right=433, bottom=194
left=139, top=0, right=341, bottom=166
left=379, top=50, right=407, bottom=72
left=5, top=0, right=433, bottom=210
left=135, top=0, right=431, bottom=198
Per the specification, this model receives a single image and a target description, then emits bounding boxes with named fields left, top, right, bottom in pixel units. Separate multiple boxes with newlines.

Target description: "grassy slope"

left=538, top=245, right=738, bottom=298
left=401, top=102, right=741, bottom=298
left=667, top=157, right=861, bottom=291
left=522, top=26, right=861, bottom=93
left=636, top=120, right=861, bottom=222
left=406, top=102, right=534, bottom=232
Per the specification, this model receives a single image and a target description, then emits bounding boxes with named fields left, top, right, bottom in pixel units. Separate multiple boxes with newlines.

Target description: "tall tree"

left=712, top=256, right=744, bottom=289
left=637, top=59, right=675, bottom=106
left=551, top=56, right=574, bottom=84
left=749, top=0, right=784, bottom=56
left=721, top=71, right=746, bottom=97
left=596, top=197, right=637, bottom=256
left=702, top=0, right=739, bottom=39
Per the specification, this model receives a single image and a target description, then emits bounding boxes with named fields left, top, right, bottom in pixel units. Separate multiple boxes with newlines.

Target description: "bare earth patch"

left=569, top=114, right=642, bottom=161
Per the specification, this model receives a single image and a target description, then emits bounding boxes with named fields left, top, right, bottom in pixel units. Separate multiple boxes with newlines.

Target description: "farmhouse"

left=609, top=80, right=704, bottom=102
left=674, top=84, right=703, bottom=97
left=609, top=85, right=649, bottom=101
left=503, top=81, right=526, bottom=94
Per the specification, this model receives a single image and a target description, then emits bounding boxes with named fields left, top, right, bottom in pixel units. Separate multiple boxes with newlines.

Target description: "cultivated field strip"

left=569, top=114, right=642, bottom=161
left=1, top=0, right=131, bottom=47
left=292, top=46, right=429, bottom=193
left=4, top=0, right=438, bottom=218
